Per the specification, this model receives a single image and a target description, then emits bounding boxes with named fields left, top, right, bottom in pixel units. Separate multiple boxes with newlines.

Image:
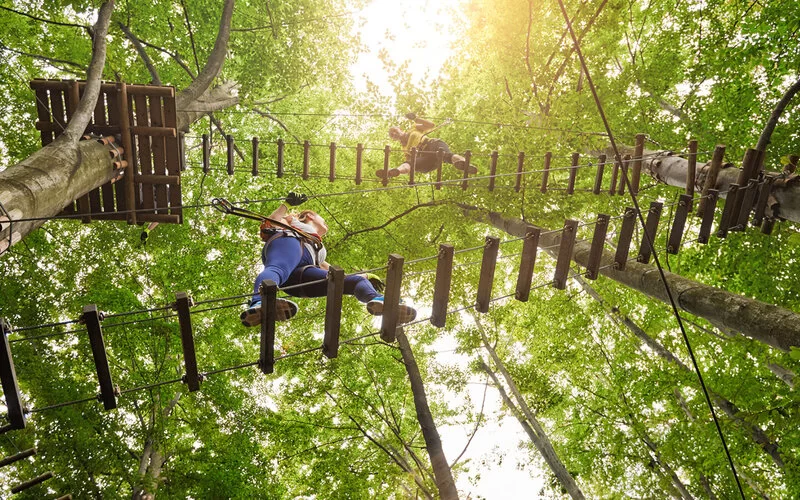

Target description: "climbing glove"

left=364, top=273, right=385, bottom=293
left=285, top=192, right=308, bottom=206
left=404, top=112, right=417, bottom=121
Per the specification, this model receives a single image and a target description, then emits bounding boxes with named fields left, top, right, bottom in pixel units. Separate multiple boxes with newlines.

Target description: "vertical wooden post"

left=686, top=140, right=698, bottom=210
left=567, top=152, right=579, bottom=195
left=382, top=145, right=391, bottom=186
left=515, top=151, right=525, bottom=192
left=717, top=184, right=739, bottom=238
left=431, top=244, right=454, bottom=327
left=515, top=227, right=540, bottom=301
left=553, top=220, right=578, bottom=289
left=0, top=319, right=25, bottom=430
left=462, top=150, right=472, bottom=191
left=586, top=214, right=609, bottom=279
left=259, top=281, right=277, bottom=375
left=380, top=254, right=405, bottom=343
left=609, top=155, right=620, bottom=195
left=696, top=145, right=725, bottom=216
left=202, top=133, right=210, bottom=173
left=637, top=202, right=663, bottom=263
left=489, top=150, right=498, bottom=192
left=355, top=143, right=364, bottom=185
left=475, top=236, right=500, bottom=313
left=116, top=82, right=136, bottom=225
left=540, top=152, right=551, bottom=193
left=323, top=266, right=344, bottom=359
left=631, top=133, right=645, bottom=195
left=409, top=147, right=417, bottom=186
left=614, top=208, right=636, bottom=270
left=329, top=142, right=337, bottom=182
left=435, top=149, right=444, bottom=190
left=593, top=154, right=606, bottom=195
left=251, top=137, right=259, bottom=177
left=667, top=194, right=692, bottom=254
left=83, top=305, right=116, bottom=410
left=698, top=190, right=719, bottom=244
left=226, top=134, right=234, bottom=175
left=276, top=138, right=284, bottom=178
left=302, top=140, right=310, bottom=180
left=175, top=292, right=200, bottom=392
left=617, top=155, right=629, bottom=195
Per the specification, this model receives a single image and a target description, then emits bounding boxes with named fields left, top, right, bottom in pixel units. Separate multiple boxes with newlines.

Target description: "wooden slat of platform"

left=134, top=93, right=156, bottom=214
left=148, top=95, right=169, bottom=214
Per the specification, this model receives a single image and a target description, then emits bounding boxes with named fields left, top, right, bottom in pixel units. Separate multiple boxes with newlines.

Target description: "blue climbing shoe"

left=240, top=298, right=299, bottom=327
left=366, top=296, right=417, bottom=324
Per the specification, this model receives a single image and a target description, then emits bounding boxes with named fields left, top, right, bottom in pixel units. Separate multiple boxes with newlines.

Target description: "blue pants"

left=252, top=236, right=380, bottom=304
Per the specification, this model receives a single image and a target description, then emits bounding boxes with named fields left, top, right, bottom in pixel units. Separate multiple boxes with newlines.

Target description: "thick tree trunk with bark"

left=468, top=207, right=800, bottom=351
left=0, top=0, right=236, bottom=254
left=396, top=329, right=459, bottom=500
left=640, top=151, right=800, bottom=223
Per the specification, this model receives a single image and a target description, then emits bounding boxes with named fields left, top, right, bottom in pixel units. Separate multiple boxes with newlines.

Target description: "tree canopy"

left=1, top=0, right=799, bottom=498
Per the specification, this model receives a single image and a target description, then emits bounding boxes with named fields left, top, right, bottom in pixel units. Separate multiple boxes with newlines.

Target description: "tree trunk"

left=0, top=0, right=236, bottom=254
left=470, top=207, right=800, bottom=352
left=640, top=151, right=800, bottom=223
left=396, top=328, right=459, bottom=500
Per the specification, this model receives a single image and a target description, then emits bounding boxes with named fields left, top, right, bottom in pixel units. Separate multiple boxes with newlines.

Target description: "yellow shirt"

left=403, top=122, right=435, bottom=161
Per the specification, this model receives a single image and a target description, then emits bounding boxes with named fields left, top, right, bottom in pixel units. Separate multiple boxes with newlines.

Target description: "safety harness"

left=211, top=198, right=325, bottom=264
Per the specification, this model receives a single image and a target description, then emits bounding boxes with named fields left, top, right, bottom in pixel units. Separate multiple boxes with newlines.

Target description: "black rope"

left=554, top=1, right=745, bottom=496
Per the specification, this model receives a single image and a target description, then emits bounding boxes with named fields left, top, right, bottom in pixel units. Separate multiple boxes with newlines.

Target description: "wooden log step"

left=0, top=319, right=25, bottom=430
left=11, top=471, right=53, bottom=494
left=667, top=194, right=692, bottom=254
left=515, top=227, right=540, bottom=301
left=586, top=214, right=609, bottom=279
left=380, top=254, right=405, bottom=343
left=614, top=208, right=636, bottom=270
left=323, top=267, right=344, bottom=359
left=0, top=447, right=36, bottom=467
left=82, top=305, right=117, bottom=410
left=553, top=220, right=578, bottom=289
left=698, top=189, right=719, bottom=244
left=717, top=184, right=740, bottom=239
left=752, top=177, right=774, bottom=227
left=431, top=244, right=455, bottom=328
left=637, top=201, right=663, bottom=263
left=476, top=236, right=500, bottom=313
left=259, top=281, right=278, bottom=375
left=175, top=292, right=200, bottom=392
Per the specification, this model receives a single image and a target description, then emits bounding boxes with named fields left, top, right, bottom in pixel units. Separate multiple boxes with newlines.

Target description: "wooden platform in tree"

left=30, top=79, right=183, bottom=225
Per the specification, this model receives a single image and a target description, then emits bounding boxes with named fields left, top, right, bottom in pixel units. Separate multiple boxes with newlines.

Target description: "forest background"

left=0, top=0, right=799, bottom=498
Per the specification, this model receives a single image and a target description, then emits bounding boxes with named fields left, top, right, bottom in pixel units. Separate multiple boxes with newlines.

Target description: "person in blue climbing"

left=241, top=192, right=417, bottom=327
left=377, top=112, right=478, bottom=179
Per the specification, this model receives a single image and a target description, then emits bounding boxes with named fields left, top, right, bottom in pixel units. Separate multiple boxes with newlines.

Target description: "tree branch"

left=755, top=74, right=800, bottom=153
left=0, top=5, right=91, bottom=32
left=118, top=22, right=161, bottom=85
left=334, top=200, right=450, bottom=246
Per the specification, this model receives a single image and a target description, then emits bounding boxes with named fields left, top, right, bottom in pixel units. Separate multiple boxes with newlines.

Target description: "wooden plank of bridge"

left=667, top=194, right=693, bottom=254
left=276, top=138, right=284, bottom=178
left=752, top=177, right=774, bottom=227
left=0, top=447, right=35, bottom=467
left=116, top=82, right=136, bottom=224
left=431, top=244, right=455, bottom=327
left=462, top=150, right=472, bottom=191
left=586, top=214, right=609, bottom=279
left=515, top=227, right=540, bottom=301
left=730, top=149, right=758, bottom=229
left=0, top=319, right=25, bottom=430
left=476, top=236, right=500, bottom=313
left=355, top=143, right=363, bottom=185
left=252, top=137, right=260, bottom=176
left=631, top=134, right=645, bottom=195
left=697, top=145, right=725, bottom=216
left=380, top=254, right=405, bottom=343
left=515, top=152, right=525, bottom=192
left=540, top=152, right=552, bottom=193
left=303, top=140, right=311, bottom=180
left=553, top=220, right=578, bottom=289
left=436, top=150, right=444, bottom=190
left=609, top=155, right=620, bottom=195
left=567, top=152, right=579, bottom=195
left=226, top=134, right=234, bottom=175
left=717, top=183, right=739, bottom=239
left=489, top=151, right=498, bottom=191
left=381, top=145, right=390, bottom=186
left=686, top=140, right=698, bottom=211
left=735, top=178, right=759, bottom=231
left=11, top=471, right=53, bottom=494
left=259, top=281, right=278, bottom=375
left=617, top=154, right=630, bottom=195
left=614, top=208, right=636, bottom=270
left=409, top=147, right=417, bottom=186
left=637, top=202, right=663, bottom=263
left=82, top=305, right=117, bottom=410
left=175, top=292, right=200, bottom=392
left=698, top=189, right=719, bottom=244
left=323, top=266, right=344, bottom=359
left=593, top=154, right=606, bottom=195
left=329, top=142, right=337, bottom=182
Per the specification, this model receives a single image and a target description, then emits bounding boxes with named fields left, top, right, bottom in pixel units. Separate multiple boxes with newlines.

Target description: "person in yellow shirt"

left=377, top=113, right=478, bottom=179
